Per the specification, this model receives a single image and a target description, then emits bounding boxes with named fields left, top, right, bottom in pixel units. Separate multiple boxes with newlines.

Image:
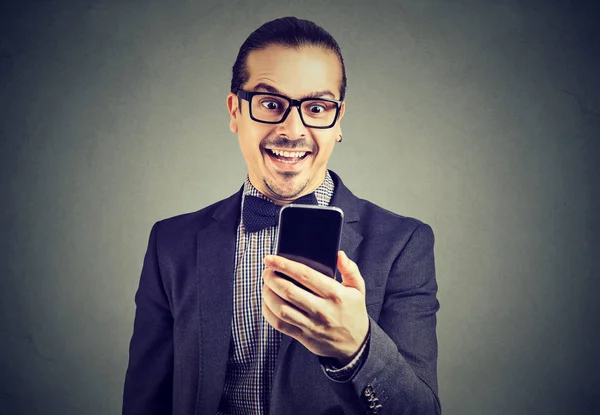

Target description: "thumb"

left=337, top=251, right=365, bottom=294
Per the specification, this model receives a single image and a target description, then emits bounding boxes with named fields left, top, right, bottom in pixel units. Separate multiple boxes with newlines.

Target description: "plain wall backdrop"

left=1, top=1, right=599, bottom=414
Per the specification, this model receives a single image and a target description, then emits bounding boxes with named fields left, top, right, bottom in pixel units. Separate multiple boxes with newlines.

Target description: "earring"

left=338, top=134, right=343, bottom=143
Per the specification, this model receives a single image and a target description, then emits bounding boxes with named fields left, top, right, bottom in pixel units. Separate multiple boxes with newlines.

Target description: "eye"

left=260, top=99, right=282, bottom=110
left=304, top=100, right=335, bottom=117
left=308, top=104, right=326, bottom=113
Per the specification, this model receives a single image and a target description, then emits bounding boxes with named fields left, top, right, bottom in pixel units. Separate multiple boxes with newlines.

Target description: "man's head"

left=226, top=17, right=347, bottom=204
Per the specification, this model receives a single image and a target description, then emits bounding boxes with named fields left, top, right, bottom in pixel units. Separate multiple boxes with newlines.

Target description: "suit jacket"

left=123, top=170, right=441, bottom=415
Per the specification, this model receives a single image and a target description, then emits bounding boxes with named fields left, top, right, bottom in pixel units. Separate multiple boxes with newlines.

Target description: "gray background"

left=1, top=0, right=599, bottom=414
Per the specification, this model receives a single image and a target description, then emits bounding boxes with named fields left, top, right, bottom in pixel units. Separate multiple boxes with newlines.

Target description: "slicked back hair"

left=231, top=17, right=347, bottom=102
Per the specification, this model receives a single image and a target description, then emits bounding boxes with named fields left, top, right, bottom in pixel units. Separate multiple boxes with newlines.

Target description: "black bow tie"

left=242, top=193, right=318, bottom=232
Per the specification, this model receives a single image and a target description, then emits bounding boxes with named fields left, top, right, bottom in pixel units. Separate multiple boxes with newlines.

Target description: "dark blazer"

left=123, top=171, right=441, bottom=415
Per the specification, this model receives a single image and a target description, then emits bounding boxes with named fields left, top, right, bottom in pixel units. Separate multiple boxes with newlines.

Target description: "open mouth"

left=265, top=148, right=311, bottom=164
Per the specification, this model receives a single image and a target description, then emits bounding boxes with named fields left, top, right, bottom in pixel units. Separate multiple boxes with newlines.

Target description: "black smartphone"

left=274, top=204, right=344, bottom=289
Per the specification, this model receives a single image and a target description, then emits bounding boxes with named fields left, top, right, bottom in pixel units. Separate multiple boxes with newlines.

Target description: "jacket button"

left=368, top=397, right=380, bottom=408
left=363, top=385, right=374, bottom=397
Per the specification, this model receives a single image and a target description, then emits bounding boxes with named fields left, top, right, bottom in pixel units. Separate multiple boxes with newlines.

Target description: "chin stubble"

left=264, top=175, right=308, bottom=200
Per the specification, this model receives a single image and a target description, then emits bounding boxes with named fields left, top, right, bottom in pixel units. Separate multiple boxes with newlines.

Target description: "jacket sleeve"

left=123, top=222, right=174, bottom=415
left=327, top=223, right=441, bottom=415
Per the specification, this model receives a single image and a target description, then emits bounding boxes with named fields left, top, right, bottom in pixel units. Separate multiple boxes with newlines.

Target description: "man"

left=123, top=17, right=440, bottom=415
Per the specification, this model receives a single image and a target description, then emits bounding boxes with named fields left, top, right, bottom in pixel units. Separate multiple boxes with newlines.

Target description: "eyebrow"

left=251, top=83, right=338, bottom=100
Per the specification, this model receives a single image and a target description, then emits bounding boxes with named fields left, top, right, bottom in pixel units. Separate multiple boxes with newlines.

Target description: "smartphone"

left=274, top=204, right=344, bottom=289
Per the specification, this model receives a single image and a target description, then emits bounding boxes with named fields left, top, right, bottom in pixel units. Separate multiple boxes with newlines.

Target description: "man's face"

left=227, top=44, right=345, bottom=204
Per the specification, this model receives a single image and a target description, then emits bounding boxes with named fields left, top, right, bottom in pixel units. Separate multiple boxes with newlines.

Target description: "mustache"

left=261, top=136, right=316, bottom=152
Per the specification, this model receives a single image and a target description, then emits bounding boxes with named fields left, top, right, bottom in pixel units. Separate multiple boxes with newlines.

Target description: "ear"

left=226, top=93, right=239, bottom=133
left=336, top=101, right=346, bottom=138
left=338, top=101, right=346, bottom=120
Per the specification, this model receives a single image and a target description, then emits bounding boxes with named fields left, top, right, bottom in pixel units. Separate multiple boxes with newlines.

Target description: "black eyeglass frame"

left=236, top=90, right=343, bottom=129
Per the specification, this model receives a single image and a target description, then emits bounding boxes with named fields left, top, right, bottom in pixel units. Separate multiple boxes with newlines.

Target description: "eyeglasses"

left=236, top=90, right=342, bottom=129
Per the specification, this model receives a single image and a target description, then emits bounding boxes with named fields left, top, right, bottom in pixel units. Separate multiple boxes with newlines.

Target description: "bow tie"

left=243, top=193, right=318, bottom=232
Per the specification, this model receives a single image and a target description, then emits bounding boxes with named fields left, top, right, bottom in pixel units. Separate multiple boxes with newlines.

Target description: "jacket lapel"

left=195, top=189, right=242, bottom=415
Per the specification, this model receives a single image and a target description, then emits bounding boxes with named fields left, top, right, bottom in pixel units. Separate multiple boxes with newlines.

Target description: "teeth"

left=270, top=149, right=307, bottom=158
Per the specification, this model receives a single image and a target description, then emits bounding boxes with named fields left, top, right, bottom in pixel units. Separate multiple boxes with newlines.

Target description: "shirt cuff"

left=320, top=329, right=371, bottom=381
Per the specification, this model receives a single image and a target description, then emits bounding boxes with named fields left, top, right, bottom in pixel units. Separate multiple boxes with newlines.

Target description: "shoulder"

left=330, top=170, right=433, bottom=246
left=357, top=197, right=433, bottom=236
left=355, top=197, right=434, bottom=247
left=150, top=189, right=242, bottom=248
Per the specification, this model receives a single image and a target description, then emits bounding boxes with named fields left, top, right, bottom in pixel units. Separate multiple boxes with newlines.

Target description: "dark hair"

left=231, top=17, right=347, bottom=101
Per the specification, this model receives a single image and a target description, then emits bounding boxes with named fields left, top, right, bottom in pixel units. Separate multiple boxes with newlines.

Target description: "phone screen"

left=275, top=205, right=344, bottom=280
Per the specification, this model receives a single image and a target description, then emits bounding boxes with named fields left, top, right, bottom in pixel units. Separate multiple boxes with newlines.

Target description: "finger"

left=336, top=251, right=366, bottom=294
left=262, top=282, right=315, bottom=331
left=264, top=255, right=341, bottom=300
left=263, top=267, right=322, bottom=317
left=261, top=290, right=304, bottom=338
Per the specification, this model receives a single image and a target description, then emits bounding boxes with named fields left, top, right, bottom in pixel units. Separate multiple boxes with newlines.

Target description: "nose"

left=276, top=106, right=308, bottom=138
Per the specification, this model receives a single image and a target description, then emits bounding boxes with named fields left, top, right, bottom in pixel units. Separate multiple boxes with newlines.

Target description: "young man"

left=123, top=17, right=441, bottom=415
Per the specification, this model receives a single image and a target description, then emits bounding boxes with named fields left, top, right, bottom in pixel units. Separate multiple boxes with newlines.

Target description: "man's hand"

left=262, top=251, right=369, bottom=366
